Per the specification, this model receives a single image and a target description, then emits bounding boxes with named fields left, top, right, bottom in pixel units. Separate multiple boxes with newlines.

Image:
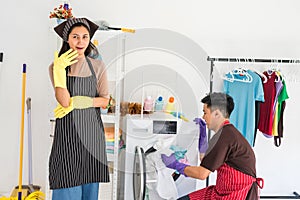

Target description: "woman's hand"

left=53, top=49, right=78, bottom=88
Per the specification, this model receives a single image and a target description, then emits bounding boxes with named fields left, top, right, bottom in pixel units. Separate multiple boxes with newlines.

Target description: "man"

left=162, top=92, right=263, bottom=200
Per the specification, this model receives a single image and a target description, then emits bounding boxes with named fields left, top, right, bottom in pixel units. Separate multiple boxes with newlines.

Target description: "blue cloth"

left=224, top=70, right=264, bottom=146
left=170, top=145, right=187, bottom=160
left=52, top=182, right=99, bottom=200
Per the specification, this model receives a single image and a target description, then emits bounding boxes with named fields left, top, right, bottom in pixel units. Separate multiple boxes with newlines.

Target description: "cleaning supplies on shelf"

left=154, top=96, right=164, bottom=111
left=144, top=96, right=154, bottom=112
left=165, top=96, right=175, bottom=112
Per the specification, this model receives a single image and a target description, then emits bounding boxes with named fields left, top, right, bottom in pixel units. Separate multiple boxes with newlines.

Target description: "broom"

left=94, top=20, right=136, bottom=33
left=5, top=64, right=45, bottom=200
left=25, top=97, right=42, bottom=193
left=17, top=64, right=27, bottom=200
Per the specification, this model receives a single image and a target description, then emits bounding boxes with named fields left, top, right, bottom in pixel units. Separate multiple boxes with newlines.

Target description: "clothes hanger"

left=223, top=59, right=253, bottom=83
left=248, top=58, right=267, bottom=83
left=266, top=60, right=281, bottom=82
left=233, top=58, right=248, bottom=76
left=275, top=69, right=284, bottom=82
left=259, top=72, right=268, bottom=83
left=272, top=60, right=282, bottom=82
left=245, top=58, right=268, bottom=83
left=267, top=59, right=276, bottom=74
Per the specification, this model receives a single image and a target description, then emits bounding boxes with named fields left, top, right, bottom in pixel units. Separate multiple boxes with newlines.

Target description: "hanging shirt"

left=273, top=80, right=284, bottom=116
left=272, top=79, right=283, bottom=136
left=223, top=69, right=264, bottom=146
left=274, top=79, right=289, bottom=146
left=277, top=79, right=289, bottom=126
left=258, top=71, right=277, bottom=136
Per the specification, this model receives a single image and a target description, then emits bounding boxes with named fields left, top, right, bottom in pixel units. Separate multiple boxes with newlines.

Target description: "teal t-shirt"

left=224, top=70, right=264, bottom=146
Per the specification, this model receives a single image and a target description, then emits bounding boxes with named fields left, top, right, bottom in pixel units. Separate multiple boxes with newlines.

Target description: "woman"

left=48, top=17, right=110, bottom=200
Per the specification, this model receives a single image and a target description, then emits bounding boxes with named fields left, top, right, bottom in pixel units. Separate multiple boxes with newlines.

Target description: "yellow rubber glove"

left=53, top=49, right=78, bottom=88
left=54, top=98, right=74, bottom=119
left=73, top=96, right=94, bottom=109
left=54, top=96, right=94, bottom=118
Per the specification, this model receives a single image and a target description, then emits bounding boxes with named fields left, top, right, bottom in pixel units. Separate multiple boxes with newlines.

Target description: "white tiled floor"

left=98, top=173, right=113, bottom=200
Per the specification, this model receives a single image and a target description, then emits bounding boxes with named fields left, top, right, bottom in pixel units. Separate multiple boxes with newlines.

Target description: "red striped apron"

left=188, top=163, right=257, bottom=200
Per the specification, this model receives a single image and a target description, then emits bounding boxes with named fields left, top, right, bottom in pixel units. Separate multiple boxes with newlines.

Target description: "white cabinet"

left=94, top=30, right=126, bottom=200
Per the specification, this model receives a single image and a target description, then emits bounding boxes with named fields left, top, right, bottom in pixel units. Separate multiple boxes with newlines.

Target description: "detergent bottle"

left=144, top=96, right=154, bottom=112
left=165, top=96, right=176, bottom=112
left=154, top=96, right=164, bottom=111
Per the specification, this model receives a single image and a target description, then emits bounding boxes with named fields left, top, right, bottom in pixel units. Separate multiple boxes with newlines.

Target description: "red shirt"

left=258, top=71, right=277, bottom=135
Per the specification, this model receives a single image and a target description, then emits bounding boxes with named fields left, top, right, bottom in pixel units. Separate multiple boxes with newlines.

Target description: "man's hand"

left=161, top=153, right=189, bottom=176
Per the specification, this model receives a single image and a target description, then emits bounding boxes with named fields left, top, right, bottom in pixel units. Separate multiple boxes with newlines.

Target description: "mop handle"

left=26, top=97, right=33, bottom=185
left=107, top=26, right=136, bottom=33
left=18, top=64, right=26, bottom=200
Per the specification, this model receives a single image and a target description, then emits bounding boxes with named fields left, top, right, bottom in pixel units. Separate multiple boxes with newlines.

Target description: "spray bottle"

left=154, top=96, right=164, bottom=111
left=165, top=96, right=175, bottom=112
left=144, top=96, right=154, bottom=112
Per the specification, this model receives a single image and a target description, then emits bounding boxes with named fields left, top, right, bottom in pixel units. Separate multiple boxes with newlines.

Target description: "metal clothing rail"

left=206, top=56, right=300, bottom=199
left=207, top=56, right=300, bottom=63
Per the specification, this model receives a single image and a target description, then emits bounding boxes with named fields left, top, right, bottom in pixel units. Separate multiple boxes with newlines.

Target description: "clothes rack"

left=206, top=56, right=300, bottom=199
left=208, top=57, right=300, bottom=63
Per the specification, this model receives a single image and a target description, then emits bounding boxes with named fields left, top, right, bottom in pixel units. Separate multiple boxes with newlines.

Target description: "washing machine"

left=118, top=112, right=199, bottom=200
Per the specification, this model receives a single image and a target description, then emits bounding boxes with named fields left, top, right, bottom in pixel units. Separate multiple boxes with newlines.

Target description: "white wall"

left=0, top=0, right=300, bottom=197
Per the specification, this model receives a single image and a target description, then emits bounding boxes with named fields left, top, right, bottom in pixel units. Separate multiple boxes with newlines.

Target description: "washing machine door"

left=133, top=146, right=146, bottom=200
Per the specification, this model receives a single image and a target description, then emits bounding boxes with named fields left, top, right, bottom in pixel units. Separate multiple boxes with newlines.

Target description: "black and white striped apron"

left=49, top=57, right=109, bottom=189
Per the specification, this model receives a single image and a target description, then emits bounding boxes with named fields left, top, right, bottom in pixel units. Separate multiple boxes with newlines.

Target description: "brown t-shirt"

left=49, top=56, right=109, bottom=99
left=200, top=124, right=258, bottom=199
left=201, top=124, right=256, bottom=177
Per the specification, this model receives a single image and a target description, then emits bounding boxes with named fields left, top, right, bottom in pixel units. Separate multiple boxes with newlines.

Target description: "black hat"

left=54, top=17, right=99, bottom=41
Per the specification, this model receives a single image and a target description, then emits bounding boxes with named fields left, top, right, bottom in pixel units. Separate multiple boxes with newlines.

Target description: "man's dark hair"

left=201, top=92, right=234, bottom=118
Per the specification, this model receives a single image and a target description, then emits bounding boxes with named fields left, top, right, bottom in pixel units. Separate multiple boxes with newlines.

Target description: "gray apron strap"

left=86, top=57, right=97, bottom=79
left=86, top=57, right=99, bottom=96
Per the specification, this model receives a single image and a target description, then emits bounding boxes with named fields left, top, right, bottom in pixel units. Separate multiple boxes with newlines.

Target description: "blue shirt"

left=223, top=70, right=264, bottom=146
